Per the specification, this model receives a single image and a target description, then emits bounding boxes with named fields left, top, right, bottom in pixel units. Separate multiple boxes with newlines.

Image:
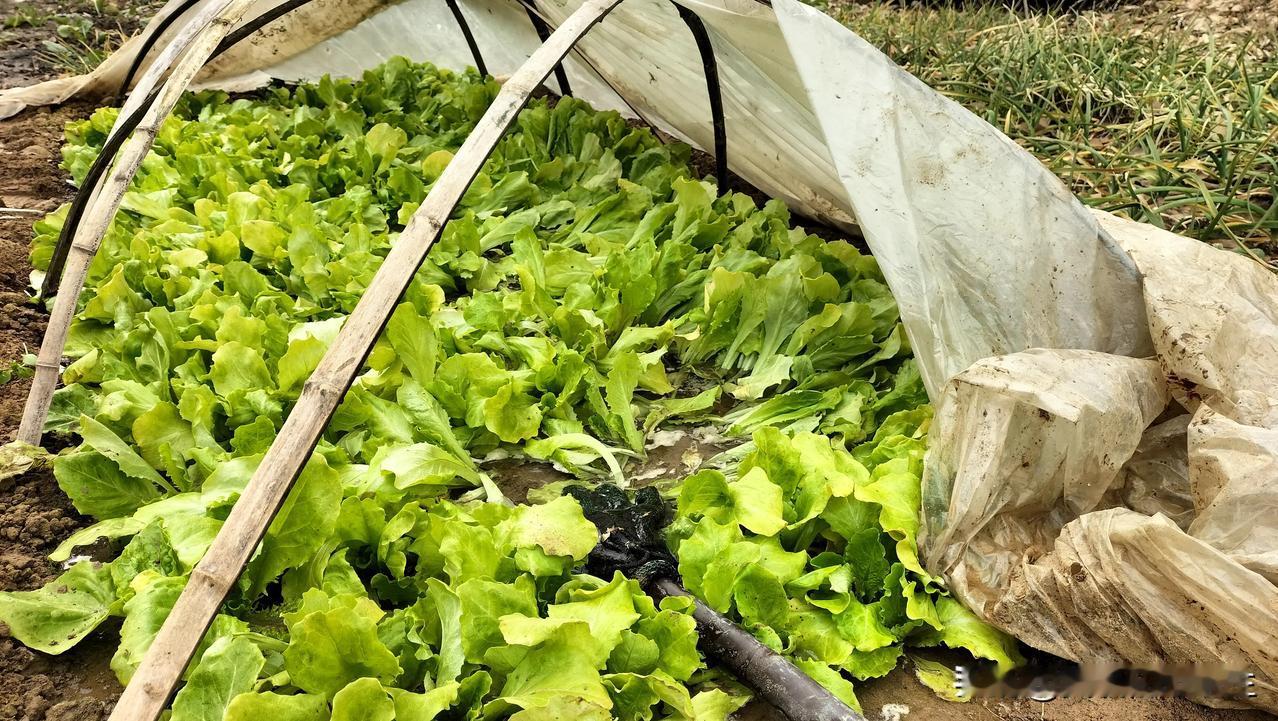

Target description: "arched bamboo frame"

left=17, top=0, right=262, bottom=444
left=30, top=0, right=730, bottom=310
left=35, top=0, right=489, bottom=302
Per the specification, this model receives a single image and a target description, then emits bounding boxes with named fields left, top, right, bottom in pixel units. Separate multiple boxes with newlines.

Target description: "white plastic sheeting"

left=1107, top=212, right=1278, bottom=588
left=923, top=215, right=1278, bottom=710
left=2, top=0, right=1276, bottom=710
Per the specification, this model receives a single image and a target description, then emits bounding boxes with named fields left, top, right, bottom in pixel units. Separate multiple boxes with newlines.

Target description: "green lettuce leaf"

left=0, top=561, right=116, bottom=654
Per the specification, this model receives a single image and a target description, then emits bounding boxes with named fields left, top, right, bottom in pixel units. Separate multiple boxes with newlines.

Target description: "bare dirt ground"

left=0, top=3, right=1274, bottom=721
left=1135, top=0, right=1278, bottom=43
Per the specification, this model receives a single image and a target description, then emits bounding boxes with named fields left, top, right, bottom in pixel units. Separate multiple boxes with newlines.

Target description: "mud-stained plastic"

left=923, top=216, right=1278, bottom=711
left=1104, top=212, right=1278, bottom=588
left=4, top=0, right=1278, bottom=712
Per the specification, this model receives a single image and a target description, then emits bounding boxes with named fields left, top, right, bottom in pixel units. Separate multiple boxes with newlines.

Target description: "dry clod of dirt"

left=0, top=638, right=112, bottom=721
left=1154, top=0, right=1278, bottom=41
left=0, top=472, right=82, bottom=590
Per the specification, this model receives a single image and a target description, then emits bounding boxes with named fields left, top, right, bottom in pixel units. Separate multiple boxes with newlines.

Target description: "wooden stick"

left=117, top=0, right=243, bottom=122
left=16, top=0, right=259, bottom=446
left=106, top=3, right=618, bottom=719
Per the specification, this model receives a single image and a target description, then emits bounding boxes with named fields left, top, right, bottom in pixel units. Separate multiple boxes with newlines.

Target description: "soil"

left=1131, top=0, right=1278, bottom=43
left=0, top=102, right=118, bottom=720
left=853, top=674, right=1271, bottom=721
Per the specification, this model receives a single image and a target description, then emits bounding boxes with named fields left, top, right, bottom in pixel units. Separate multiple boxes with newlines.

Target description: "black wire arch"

left=671, top=1, right=728, bottom=190
left=478, top=0, right=729, bottom=189
left=445, top=0, right=489, bottom=76
left=118, top=0, right=207, bottom=97
left=520, top=1, right=572, bottom=96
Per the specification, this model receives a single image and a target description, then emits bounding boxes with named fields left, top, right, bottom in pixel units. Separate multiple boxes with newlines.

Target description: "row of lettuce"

left=1, top=59, right=1020, bottom=720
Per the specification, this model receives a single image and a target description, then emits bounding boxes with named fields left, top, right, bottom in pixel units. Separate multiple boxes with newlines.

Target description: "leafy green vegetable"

left=2, top=57, right=1021, bottom=718
left=667, top=418, right=1025, bottom=699
left=0, top=561, right=116, bottom=654
left=170, top=635, right=266, bottom=721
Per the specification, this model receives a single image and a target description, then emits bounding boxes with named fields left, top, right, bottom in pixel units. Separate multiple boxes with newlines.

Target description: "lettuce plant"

left=1, top=58, right=1018, bottom=719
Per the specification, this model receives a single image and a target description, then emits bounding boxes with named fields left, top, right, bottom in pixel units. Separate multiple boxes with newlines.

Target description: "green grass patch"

left=825, top=2, right=1278, bottom=267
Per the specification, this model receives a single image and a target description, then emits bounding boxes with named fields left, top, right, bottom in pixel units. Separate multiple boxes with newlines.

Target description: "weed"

left=0, top=355, right=35, bottom=386
left=37, top=15, right=121, bottom=76
left=0, top=1, right=143, bottom=79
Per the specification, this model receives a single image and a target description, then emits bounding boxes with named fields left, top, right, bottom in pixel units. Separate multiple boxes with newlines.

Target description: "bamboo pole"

left=116, top=0, right=244, bottom=122
left=106, top=2, right=620, bottom=719
left=118, top=0, right=210, bottom=97
left=16, top=0, right=260, bottom=445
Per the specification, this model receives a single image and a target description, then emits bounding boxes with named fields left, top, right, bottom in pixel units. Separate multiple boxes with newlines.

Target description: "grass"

left=2, top=5, right=55, bottom=30
left=822, top=2, right=1278, bottom=267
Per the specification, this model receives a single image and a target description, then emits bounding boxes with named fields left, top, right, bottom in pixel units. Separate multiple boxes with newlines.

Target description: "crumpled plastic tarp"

left=923, top=213, right=1278, bottom=710
left=2, top=0, right=1275, bottom=711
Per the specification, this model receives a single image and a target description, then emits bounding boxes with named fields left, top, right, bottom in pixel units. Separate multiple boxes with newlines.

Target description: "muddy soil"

left=0, top=102, right=118, bottom=720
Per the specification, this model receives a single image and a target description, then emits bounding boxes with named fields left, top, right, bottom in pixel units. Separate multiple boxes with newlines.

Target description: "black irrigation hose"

left=672, top=2, right=728, bottom=191
left=118, top=0, right=207, bottom=97
left=568, top=485, right=864, bottom=721
left=40, top=0, right=322, bottom=300
left=649, top=578, right=864, bottom=721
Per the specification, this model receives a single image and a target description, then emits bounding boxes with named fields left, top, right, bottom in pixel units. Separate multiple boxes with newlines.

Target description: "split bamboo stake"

left=117, top=0, right=243, bottom=123
left=16, top=0, right=260, bottom=445
left=106, top=1, right=622, bottom=719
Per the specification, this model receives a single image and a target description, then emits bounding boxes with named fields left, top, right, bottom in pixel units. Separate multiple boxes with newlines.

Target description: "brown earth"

left=1134, top=0, right=1278, bottom=42
left=0, top=102, right=117, bottom=720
